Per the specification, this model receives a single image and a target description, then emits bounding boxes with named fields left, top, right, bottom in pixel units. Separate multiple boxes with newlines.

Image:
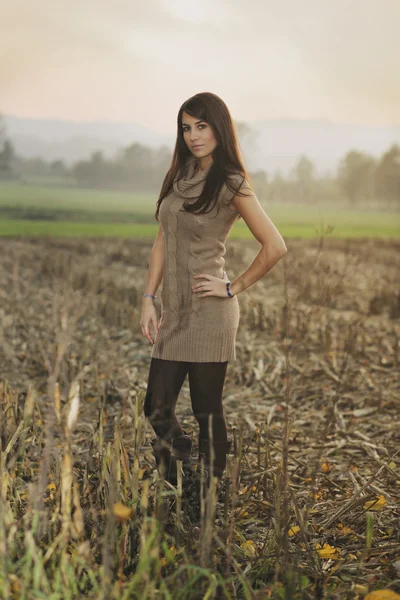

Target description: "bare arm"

left=141, top=223, right=164, bottom=344
left=142, top=223, right=164, bottom=300
left=229, top=187, right=287, bottom=297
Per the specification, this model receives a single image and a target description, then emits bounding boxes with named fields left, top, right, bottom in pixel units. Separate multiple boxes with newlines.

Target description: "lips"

left=192, top=145, right=203, bottom=149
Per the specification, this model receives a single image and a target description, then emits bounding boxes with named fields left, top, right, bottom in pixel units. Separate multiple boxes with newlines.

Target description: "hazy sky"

left=1, top=0, right=399, bottom=131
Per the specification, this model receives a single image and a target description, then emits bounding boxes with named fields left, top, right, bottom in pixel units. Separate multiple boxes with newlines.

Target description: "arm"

left=142, top=223, right=164, bottom=302
left=229, top=188, right=287, bottom=297
left=141, top=223, right=164, bottom=344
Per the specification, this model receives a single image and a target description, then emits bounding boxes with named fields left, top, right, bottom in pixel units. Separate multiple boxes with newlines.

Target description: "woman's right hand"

left=140, top=299, right=159, bottom=345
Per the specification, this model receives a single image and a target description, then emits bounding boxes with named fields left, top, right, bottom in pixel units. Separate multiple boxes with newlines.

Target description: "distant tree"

left=338, top=150, right=376, bottom=205
left=0, top=139, right=15, bottom=173
left=290, top=155, right=315, bottom=202
left=153, top=145, right=172, bottom=171
left=0, top=113, right=5, bottom=148
left=0, top=112, right=16, bottom=177
left=252, top=169, right=268, bottom=184
left=235, top=121, right=259, bottom=167
left=294, top=155, right=314, bottom=183
left=50, top=159, right=67, bottom=177
left=235, top=121, right=253, bottom=140
left=374, top=144, right=400, bottom=205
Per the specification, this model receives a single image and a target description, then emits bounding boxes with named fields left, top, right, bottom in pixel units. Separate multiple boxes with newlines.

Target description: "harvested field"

left=0, top=235, right=399, bottom=599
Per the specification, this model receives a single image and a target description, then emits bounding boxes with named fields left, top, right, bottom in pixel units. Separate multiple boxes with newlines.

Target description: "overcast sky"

left=1, top=0, right=399, bottom=131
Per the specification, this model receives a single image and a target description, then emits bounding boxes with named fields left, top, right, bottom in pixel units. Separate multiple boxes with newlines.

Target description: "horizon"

left=4, top=113, right=400, bottom=132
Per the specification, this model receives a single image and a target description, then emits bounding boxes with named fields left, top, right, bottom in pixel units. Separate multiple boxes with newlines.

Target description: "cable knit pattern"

left=166, top=195, right=181, bottom=323
left=188, top=213, right=205, bottom=322
left=151, top=156, right=249, bottom=362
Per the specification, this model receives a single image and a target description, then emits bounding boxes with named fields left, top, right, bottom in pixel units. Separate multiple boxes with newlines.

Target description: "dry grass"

left=0, top=234, right=399, bottom=599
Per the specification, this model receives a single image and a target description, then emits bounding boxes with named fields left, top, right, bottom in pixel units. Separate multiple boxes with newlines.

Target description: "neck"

left=196, top=156, right=213, bottom=172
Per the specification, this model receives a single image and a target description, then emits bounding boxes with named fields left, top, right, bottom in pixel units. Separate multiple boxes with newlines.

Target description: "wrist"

left=228, top=281, right=240, bottom=297
left=142, top=294, right=156, bottom=302
left=226, top=281, right=238, bottom=298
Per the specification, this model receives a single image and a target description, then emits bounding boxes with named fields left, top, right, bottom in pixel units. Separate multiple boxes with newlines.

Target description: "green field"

left=0, top=181, right=398, bottom=239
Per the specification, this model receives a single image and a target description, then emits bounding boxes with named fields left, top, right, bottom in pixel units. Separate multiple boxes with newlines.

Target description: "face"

left=181, top=111, right=218, bottom=158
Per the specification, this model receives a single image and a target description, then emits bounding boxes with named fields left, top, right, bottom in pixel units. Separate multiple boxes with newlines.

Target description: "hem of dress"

left=150, top=327, right=237, bottom=362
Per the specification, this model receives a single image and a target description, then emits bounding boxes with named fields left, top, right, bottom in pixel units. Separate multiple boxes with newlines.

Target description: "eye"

left=182, top=123, right=207, bottom=132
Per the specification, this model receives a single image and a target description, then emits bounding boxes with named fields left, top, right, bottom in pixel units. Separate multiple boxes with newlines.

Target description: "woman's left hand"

left=192, top=273, right=230, bottom=298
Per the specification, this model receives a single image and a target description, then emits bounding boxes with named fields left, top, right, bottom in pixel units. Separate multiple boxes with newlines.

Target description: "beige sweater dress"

left=151, top=155, right=250, bottom=362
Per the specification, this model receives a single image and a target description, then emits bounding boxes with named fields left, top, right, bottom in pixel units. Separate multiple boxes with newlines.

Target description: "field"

left=0, top=181, right=399, bottom=238
left=1, top=232, right=399, bottom=599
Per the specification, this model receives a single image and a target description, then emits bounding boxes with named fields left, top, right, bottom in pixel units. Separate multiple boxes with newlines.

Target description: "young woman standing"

left=140, top=92, right=287, bottom=490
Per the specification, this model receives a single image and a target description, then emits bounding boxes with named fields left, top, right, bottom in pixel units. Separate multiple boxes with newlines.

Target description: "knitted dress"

left=151, top=156, right=250, bottom=362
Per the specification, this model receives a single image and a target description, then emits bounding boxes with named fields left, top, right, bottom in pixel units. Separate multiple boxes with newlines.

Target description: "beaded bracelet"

left=143, top=293, right=157, bottom=300
left=226, top=281, right=234, bottom=298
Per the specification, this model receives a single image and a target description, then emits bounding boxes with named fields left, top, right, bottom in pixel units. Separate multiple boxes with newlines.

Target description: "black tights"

left=144, top=358, right=228, bottom=443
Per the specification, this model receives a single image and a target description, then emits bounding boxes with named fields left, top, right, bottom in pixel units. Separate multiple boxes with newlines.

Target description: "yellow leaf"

left=112, top=502, right=133, bottom=521
left=364, top=495, right=386, bottom=511
left=365, top=590, right=400, bottom=600
left=288, top=525, right=300, bottom=537
left=314, top=489, right=325, bottom=500
left=315, top=543, right=341, bottom=559
left=47, top=483, right=56, bottom=492
left=241, top=540, right=257, bottom=557
left=321, top=461, right=333, bottom=473
left=337, top=523, right=353, bottom=535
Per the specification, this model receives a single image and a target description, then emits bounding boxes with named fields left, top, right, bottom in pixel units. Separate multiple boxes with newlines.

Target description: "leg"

left=188, top=361, right=231, bottom=478
left=144, top=358, right=193, bottom=484
left=188, top=361, right=229, bottom=443
left=144, top=357, right=189, bottom=441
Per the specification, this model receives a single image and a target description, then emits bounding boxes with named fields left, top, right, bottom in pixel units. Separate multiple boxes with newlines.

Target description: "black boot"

left=151, top=437, right=175, bottom=483
left=198, top=438, right=232, bottom=481
left=151, top=433, right=193, bottom=486
left=172, top=433, right=194, bottom=481
left=182, top=439, right=231, bottom=524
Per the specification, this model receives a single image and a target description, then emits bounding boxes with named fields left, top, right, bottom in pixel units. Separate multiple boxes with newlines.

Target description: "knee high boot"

left=151, top=433, right=193, bottom=485
left=198, top=438, right=232, bottom=481
left=179, top=439, right=231, bottom=524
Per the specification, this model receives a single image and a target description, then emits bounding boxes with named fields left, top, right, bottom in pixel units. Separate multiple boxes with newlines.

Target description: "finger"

left=144, top=327, right=153, bottom=344
left=151, top=317, right=159, bottom=335
left=196, top=284, right=212, bottom=290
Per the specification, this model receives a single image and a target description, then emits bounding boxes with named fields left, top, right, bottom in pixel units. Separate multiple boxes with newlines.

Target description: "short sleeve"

left=220, top=172, right=254, bottom=214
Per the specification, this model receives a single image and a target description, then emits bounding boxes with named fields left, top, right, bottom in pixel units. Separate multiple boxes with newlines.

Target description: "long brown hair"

left=155, top=92, right=252, bottom=222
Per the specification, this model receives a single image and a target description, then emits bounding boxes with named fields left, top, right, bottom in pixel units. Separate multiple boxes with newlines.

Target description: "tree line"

left=1, top=115, right=399, bottom=208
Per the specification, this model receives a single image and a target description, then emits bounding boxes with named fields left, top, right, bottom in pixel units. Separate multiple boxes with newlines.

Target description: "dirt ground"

left=1, top=234, right=399, bottom=597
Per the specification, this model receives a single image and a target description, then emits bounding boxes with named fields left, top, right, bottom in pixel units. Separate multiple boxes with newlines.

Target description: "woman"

left=140, top=92, right=287, bottom=490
